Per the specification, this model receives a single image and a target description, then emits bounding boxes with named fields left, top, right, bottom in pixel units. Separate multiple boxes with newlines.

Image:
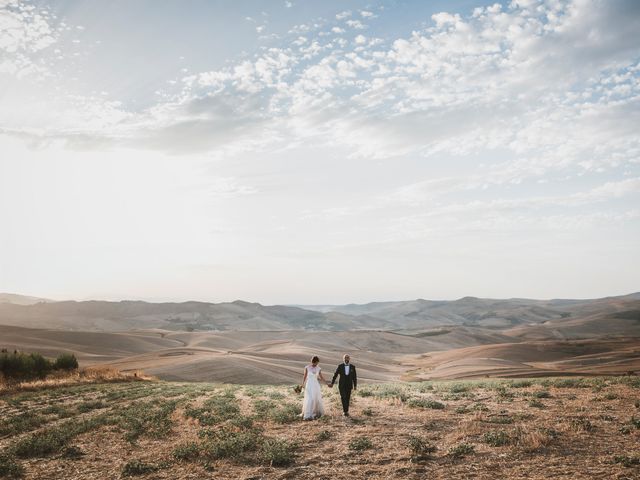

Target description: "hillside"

left=1, top=293, right=639, bottom=382
left=301, top=293, right=640, bottom=332
left=0, top=300, right=362, bottom=332
left=1, top=293, right=639, bottom=334
left=0, top=293, right=53, bottom=306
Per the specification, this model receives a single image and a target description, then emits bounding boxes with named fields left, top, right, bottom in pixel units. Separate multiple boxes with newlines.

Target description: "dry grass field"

left=1, top=375, right=639, bottom=479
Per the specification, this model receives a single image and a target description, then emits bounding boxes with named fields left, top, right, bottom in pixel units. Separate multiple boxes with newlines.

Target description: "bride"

left=301, top=356, right=327, bottom=420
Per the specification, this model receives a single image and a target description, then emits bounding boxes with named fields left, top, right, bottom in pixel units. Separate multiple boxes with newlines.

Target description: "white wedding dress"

left=302, top=365, right=325, bottom=420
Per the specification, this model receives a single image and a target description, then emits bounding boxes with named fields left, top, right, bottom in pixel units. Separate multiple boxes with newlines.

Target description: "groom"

left=329, top=354, right=357, bottom=416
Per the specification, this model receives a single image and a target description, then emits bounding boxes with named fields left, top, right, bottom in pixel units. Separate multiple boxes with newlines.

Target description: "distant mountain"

left=299, top=294, right=640, bottom=333
left=0, top=292, right=53, bottom=305
left=0, top=293, right=638, bottom=337
left=0, top=299, right=390, bottom=332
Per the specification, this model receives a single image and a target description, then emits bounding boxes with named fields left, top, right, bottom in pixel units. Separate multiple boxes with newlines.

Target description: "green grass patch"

left=172, top=442, right=201, bottom=462
left=316, top=430, right=333, bottom=441
left=483, top=430, right=510, bottom=446
left=528, top=399, right=545, bottom=409
left=349, top=437, right=373, bottom=451
left=270, top=403, right=300, bottom=424
left=260, top=438, right=297, bottom=467
left=121, top=460, right=160, bottom=476
left=448, top=443, right=475, bottom=458
left=0, top=412, right=47, bottom=437
left=532, top=391, right=551, bottom=399
left=76, top=400, right=108, bottom=413
left=116, top=399, right=179, bottom=443
left=11, top=415, right=112, bottom=458
left=407, top=435, right=436, bottom=457
left=201, top=427, right=263, bottom=463
left=0, top=453, right=24, bottom=479
left=407, top=398, right=445, bottom=410
left=613, top=455, right=640, bottom=467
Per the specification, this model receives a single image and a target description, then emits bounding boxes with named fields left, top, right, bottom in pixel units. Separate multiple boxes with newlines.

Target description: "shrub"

left=348, top=437, right=373, bottom=451
left=0, top=351, right=52, bottom=380
left=54, top=354, right=78, bottom=371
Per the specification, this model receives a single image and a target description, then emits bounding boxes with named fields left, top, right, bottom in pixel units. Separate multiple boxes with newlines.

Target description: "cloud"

left=2, top=0, right=639, bottom=177
left=0, top=0, right=58, bottom=78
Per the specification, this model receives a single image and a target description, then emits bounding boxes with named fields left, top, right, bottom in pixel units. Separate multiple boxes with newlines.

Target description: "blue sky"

left=1, top=0, right=639, bottom=304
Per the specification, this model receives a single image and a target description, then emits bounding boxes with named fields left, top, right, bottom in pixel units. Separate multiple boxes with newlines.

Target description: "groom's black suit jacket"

left=332, top=363, right=357, bottom=390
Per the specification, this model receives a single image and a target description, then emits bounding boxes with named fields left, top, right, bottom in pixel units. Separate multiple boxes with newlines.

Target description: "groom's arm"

left=331, top=365, right=340, bottom=385
left=353, top=365, right=357, bottom=390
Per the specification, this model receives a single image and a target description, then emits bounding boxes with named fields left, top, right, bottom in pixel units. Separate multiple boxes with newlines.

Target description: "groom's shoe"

left=343, top=412, right=349, bottom=417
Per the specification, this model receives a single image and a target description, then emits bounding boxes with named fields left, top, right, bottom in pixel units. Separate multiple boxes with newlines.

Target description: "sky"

left=0, top=0, right=639, bottom=305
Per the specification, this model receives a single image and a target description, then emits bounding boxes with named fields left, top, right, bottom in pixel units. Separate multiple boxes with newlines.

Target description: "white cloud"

left=345, top=19, right=366, bottom=30
left=2, top=0, right=639, bottom=179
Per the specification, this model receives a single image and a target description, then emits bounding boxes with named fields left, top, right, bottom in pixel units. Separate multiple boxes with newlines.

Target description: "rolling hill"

left=1, top=292, right=639, bottom=382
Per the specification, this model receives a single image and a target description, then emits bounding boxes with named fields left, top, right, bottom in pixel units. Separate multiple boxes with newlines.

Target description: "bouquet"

left=293, top=385, right=303, bottom=394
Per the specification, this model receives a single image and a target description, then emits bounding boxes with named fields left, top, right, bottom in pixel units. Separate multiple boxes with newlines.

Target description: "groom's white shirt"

left=344, top=364, right=350, bottom=376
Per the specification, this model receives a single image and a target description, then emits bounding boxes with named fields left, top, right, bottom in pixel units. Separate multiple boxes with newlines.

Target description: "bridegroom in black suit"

left=329, top=354, right=357, bottom=416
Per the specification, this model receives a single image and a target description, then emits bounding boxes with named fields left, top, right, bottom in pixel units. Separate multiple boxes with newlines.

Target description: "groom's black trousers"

left=339, top=386, right=352, bottom=413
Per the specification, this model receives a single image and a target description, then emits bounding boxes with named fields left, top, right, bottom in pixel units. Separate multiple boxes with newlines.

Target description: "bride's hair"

left=311, top=356, right=319, bottom=364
